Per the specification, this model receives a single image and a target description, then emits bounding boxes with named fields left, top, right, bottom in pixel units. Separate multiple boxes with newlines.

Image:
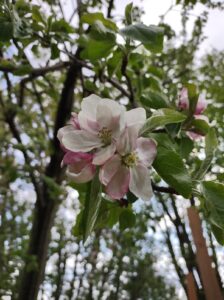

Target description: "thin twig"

left=121, top=55, right=137, bottom=107
left=152, top=182, right=179, bottom=195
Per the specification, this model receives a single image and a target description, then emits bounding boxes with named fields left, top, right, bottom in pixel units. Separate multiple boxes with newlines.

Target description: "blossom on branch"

left=57, top=116, right=96, bottom=183
left=61, top=94, right=125, bottom=165
left=57, top=94, right=157, bottom=201
left=178, top=87, right=208, bottom=139
left=100, top=127, right=157, bottom=201
left=179, top=87, right=207, bottom=114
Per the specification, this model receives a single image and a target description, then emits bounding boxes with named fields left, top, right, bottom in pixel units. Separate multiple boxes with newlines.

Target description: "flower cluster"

left=178, top=87, right=208, bottom=139
left=57, top=94, right=157, bottom=201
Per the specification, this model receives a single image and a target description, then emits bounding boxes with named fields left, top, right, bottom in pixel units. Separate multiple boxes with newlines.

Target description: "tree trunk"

left=188, top=207, right=223, bottom=300
left=18, top=60, right=81, bottom=300
left=186, top=272, right=198, bottom=300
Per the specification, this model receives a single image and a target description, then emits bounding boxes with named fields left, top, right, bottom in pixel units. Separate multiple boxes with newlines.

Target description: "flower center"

left=98, top=127, right=112, bottom=145
left=122, top=152, right=138, bottom=167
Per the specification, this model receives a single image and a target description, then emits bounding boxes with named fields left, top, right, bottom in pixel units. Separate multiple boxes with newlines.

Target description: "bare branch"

left=107, top=0, right=114, bottom=18
left=121, top=55, right=137, bottom=107
left=152, top=182, right=179, bottom=195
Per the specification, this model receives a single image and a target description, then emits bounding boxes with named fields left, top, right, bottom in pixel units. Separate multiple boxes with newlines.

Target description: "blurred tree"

left=0, top=0, right=224, bottom=299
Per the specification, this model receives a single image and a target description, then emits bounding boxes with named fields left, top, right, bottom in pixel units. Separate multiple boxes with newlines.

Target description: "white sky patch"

left=115, top=0, right=224, bottom=55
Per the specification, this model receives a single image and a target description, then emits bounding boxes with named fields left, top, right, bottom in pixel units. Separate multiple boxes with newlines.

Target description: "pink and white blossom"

left=64, top=151, right=96, bottom=183
left=178, top=87, right=207, bottom=115
left=178, top=88, right=208, bottom=139
left=99, top=127, right=157, bottom=201
left=61, top=94, right=126, bottom=165
left=57, top=114, right=96, bottom=183
left=186, top=115, right=209, bottom=140
left=57, top=96, right=155, bottom=196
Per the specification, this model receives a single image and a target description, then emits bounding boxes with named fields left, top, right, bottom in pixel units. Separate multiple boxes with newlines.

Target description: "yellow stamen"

left=122, top=152, right=138, bottom=167
left=98, top=127, right=112, bottom=145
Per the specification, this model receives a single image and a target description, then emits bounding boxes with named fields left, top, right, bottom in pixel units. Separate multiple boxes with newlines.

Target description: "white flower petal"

left=136, top=137, right=157, bottom=167
left=96, top=102, right=114, bottom=129
left=125, top=108, right=146, bottom=131
left=116, top=126, right=138, bottom=155
left=178, top=87, right=189, bottom=110
left=105, top=165, right=130, bottom=199
left=129, top=164, right=153, bottom=201
left=93, top=143, right=116, bottom=165
left=62, top=130, right=102, bottom=152
left=99, top=154, right=121, bottom=185
left=194, top=115, right=209, bottom=122
left=100, top=98, right=125, bottom=117
left=57, top=125, right=74, bottom=143
left=195, top=93, right=207, bottom=115
left=81, top=94, right=101, bottom=118
left=78, top=111, right=99, bottom=133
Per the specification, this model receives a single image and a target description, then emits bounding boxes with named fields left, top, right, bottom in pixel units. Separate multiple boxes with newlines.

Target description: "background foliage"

left=0, top=0, right=224, bottom=299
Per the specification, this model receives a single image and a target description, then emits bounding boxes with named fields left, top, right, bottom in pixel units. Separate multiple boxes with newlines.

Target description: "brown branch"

left=162, top=218, right=187, bottom=295
left=121, top=55, right=137, bottom=107
left=71, top=56, right=131, bottom=98
left=2, top=106, right=43, bottom=204
left=152, top=182, right=179, bottom=195
left=18, top=56, right=81, bottom=300
left=31, top=82, right=51, bottom=138
left=186, top=272, right=198, bottom=300
left=207, top=226, right=223, bottom=289
left=107, top=0, right=114, bottom=18
left=0, top=74, right=43, bottom=204
left=18, top=61, right=71, bottom=107
left=105, top=77, right=131, bottom=98
left=188, top=207, right=223, bottom=300
left=0, top=60, right=71, bottom=75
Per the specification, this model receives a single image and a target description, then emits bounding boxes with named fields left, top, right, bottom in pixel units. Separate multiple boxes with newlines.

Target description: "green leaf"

left=107, top=49, right=122, bottom=77
left=201, top=181, right=224, bottom=230
left=0, top=59, right=15, bottom=70
left=82, top=173, right=102, bottom=242
left=81, top=12, right=118, bottom=31
left=153, top=147, right=192, bottom=198
left=127, top=191, right=138, bottom=203
left=0, top=18, right=13, bottom=42
left=32, top=5, right=46, bottom=25
left=165, top=123, right=181, bottom=138
left=190, top=118, right=210, bottom=136
left=51, top=19, right=74, bottom=33
left=73, top=210, right=84, bottom=237
left=51, top=43, right=60, bottom=60
left=14, top=64, right=32, bottom=75
left=120, top=23, right=164, bottom=52
left=15, top=0, right=31, bottom=14
left=184, top=83, right=198, bottom=117
left=89, top=20, right=116, bottom=41
left=12, top=8, right=30, bottom=38
left=179, top=136, right=194, bottom=159
left=150, top=133, right=178, bottom=152
left=80, top=35, right=115, bottom=62
left=119, top=209, right=136, bottom=230
left=140, top=108, right=187, bottom=135
left=96, top=201, right=122, bottom=229
left=79, top=21, right=116, bottom=62
left=194, top=128, right=217, bottom=179
left=211, top=224, right=224, bottom=246
left=125, top=3, right=133, bottom=25
left=141, top=91, right=169, bottom=109
left=42, top=175, right=62, bottom=198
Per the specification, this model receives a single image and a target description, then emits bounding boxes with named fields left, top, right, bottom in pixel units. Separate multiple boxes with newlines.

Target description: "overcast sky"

left=115, top=0, right=224, bottom=56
